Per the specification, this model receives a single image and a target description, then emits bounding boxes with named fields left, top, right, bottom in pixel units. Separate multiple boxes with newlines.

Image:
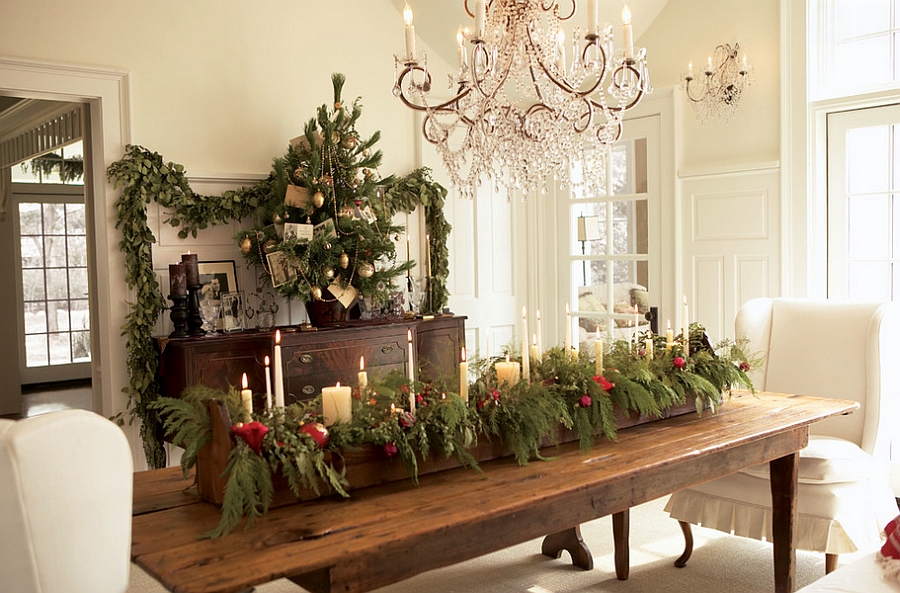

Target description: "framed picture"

left=198, top=261, right=237, bottom=328
left=221, top=291, right=245, bottom=332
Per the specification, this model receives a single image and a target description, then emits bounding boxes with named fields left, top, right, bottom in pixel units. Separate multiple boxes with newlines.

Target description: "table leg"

left=541, top=525, right=594, bottom=570
left=770, top=452, right=799, bottom=593
left=613, top=509, right=630, bottom=580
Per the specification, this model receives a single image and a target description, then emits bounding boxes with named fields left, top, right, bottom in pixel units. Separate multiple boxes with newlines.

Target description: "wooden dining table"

left=132, top=391, right=858, bottom=593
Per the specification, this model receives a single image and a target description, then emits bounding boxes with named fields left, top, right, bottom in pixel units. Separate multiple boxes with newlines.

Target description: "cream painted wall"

left=639, top=0, right=780, bottom=170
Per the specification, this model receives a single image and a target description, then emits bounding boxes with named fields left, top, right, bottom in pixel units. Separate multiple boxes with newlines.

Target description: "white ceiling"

left=387, top=0, right=671, bottom=67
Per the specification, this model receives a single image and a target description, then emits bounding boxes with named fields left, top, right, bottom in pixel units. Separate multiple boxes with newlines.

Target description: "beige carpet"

left=128, top=496, right=861, bottom=593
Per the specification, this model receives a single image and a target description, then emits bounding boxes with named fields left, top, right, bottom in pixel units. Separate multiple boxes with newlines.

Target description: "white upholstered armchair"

left=665, top=298, right=900, bottom=573
left=0, top=409, right=133, bottom=593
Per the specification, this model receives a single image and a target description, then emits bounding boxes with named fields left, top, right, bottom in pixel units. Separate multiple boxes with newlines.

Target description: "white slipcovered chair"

left=665, top=298, right=900, bottom=573
left=0, top=409, right=133, bottom=593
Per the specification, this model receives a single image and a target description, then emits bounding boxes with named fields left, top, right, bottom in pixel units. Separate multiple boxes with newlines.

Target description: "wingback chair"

left=665, top=298, right=900, bottom=573
left=0, top=409, right=133, bottom=593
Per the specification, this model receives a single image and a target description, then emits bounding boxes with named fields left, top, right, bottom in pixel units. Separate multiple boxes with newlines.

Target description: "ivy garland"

left=155, top=325, right=756, bottom=537
left=108, top=145, right=450, bottom=468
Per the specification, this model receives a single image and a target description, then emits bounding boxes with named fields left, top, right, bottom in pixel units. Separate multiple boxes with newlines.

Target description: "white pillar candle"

left=495, top=354, right=520, bottom=387
left=273, top=330, right=285, bottom=408
left=322, top=382, right=352, bottom=426
left=595, top=328, right=603, bottom=375
left=264, top=355, right=272, bottom=410
left=665, top=320, right=674, bottom=353
left=521, top=306, right=530, bottom=382
left=240, top=373, right=252, bottom=423
left=622, top=4, right=634, bottom=60
left=474, top=0, right=486, bottom=39
left=403, top=3, right=416, bottom=61
left=459, top=347, right=468, bottom=403
left=565, top=303, right=572, bottom=357
left=407, top=329, right=416, bottom=413
left=530, top=335, right=540, bottom=364
left=358, top=356, right=368, bottom=389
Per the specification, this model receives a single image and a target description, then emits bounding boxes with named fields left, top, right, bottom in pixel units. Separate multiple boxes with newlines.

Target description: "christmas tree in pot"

left=236, top=74, right=413, bottom=324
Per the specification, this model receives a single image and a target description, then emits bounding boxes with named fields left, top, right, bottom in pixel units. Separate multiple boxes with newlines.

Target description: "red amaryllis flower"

left=232, top=421, right=269, bottom=455
left=673, top=356, right=686, bottom=369
left=383, top=442, right=398, bottom=457
left=579, top=395, right=592, bottom=408
left=591, top=375, right=614, bottom=392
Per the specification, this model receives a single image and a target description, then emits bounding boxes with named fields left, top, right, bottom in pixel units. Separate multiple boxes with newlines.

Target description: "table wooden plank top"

left=132, top=391, right=857, bottom=593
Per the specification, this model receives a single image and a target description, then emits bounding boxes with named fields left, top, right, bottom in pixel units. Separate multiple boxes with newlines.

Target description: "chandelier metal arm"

left=396, top=65, right=476, bottom=116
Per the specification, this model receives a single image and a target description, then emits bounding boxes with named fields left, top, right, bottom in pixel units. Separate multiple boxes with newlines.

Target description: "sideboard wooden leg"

left=613, top=509, right=630, bottom=580
left=541, top=525, right=594, bottom=570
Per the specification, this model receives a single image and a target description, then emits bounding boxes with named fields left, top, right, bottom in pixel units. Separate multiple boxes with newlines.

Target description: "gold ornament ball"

left=262, top=239, right=277, bottom=253
left=313, top=191, right=325, bottom=208
left=311, top=286, right=323, bottom=300
left=240, top=235, right=252, bottom=254
left=339, top=252, right=349, bottom=269
left=342, top=136, right=357, bottom=150
left=324, top=267, right=335, bottom=279
left=358, top=262, right=375, bottom=278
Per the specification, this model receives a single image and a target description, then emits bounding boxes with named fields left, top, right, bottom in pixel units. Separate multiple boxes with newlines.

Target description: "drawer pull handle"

left=381, top=345, right=394, bottom=354
left=301, top=385, right=316, bottom=395
left=300, top=354, right=313, bottom=364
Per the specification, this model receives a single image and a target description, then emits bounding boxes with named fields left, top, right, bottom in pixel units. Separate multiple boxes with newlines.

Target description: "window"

left=812, top=0, right=900, bottom=99
left=11, top=140, right=84, bottom=185
left=570, top=137, right=650, bottom=349
left=14, top=188, right=91, bottom=375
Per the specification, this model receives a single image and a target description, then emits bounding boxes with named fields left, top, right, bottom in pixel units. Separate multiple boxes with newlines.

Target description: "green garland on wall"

left=108, top=144, right=450, bottom=468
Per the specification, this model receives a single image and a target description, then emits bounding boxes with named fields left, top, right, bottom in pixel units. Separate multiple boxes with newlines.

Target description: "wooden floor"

left=1, top=379, right=92, bottom=419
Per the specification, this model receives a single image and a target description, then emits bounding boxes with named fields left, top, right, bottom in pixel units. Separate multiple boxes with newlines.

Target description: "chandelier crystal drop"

left=681, top=43, right=751, bottom=123
left=393, top=0, right=651, bottom=199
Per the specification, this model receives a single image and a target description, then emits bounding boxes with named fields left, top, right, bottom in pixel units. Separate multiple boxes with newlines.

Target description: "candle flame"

left=275, top=329, right=281, bottom=344
left=457, top=27, right=464, bottom=48
left=407, top=328, right=413, bottom=342
left=336, top=382, right=341, bottom=388
left=506, top=353, right=510, bottom=363
left=461, top=346, right=466, bottom=362
left=241, top=373, right=248, bottom=389
left=667, top=319, right=671, bottom=329
left=403, top=3, right=413, bottom=26
left=265, top=355, right=270, bottom=365
left=622, top=4, right=632, bottom=24
left=360, top=356, right=365, bottom=370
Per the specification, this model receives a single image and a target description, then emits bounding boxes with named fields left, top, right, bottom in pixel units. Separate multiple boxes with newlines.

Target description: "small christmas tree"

left=236, top=74, right=412, bottom=315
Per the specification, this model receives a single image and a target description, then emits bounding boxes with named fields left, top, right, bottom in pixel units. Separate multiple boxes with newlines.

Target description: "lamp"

left=393, top=1, right=651, bottom=199
left=682, top=43, right=751, bottom=123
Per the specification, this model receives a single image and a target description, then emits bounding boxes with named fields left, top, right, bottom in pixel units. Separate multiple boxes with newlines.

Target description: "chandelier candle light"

left=394, top=0, right=651, bottom=199
left=682, top=43, right=751, bottom=122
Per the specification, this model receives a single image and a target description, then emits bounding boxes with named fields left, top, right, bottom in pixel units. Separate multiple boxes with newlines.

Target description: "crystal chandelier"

left=681, top=43, right=751, bottom=123
left=393, top=0, right=651, bottom=199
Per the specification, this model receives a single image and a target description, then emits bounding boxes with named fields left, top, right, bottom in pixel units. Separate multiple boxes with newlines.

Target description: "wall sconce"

left=682, top=43, right=751, bottom=123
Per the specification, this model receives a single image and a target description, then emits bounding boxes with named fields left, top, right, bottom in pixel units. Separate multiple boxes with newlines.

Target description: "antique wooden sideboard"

left=155, top=315, right=465, bottom=403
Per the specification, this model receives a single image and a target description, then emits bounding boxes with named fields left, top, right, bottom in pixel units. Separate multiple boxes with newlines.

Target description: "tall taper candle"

left=358, top=356, right=368, bottom=389
left=274, top=330, right=285, bottom=407
left=666, top=320, right=674, bottom=353
left=595, top=328, right=603, bottom=375
left=587, top=0, right=600, bottom=36
left=407, top=329, right=416, bottom=413
left=475, top=0, right=486, bottom=39
left=521, top=306, right=530, bottom=382
left=536, top=309, right=542, bottom=356
left=264, top=355, right=272, bottom=410
left=682, top=295, right=690, bottom=357
left=565, top=303, right=572, bottom=357
left=240, top=373, right=252, bottom=423
left=459, top=347, right=468, bottom=403
left=403, top=3, right=416, bottom=60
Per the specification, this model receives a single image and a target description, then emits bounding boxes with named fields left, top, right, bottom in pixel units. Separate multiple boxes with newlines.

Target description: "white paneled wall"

left=681, top=165, right=781, bottom=342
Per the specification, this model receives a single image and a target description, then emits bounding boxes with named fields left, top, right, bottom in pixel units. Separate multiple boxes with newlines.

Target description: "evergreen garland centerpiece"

left=236, top=74, right=413, bottom=321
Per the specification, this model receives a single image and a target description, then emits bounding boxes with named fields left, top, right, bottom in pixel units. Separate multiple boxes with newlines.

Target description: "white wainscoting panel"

left=682, top=166, right=780, bottom=342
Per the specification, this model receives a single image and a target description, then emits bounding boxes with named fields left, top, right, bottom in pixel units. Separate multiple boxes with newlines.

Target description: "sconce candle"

left=403, top=3, right=416, bottom=61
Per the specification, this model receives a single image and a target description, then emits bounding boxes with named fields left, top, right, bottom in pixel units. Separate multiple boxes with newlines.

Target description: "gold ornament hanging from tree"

left=313, top=191, right=325, bottom=208
left=358, top=262, right=374, bottom=278
left=339, top=251, right=349, bottom=268
left=240, top=235, right=252, bottom=254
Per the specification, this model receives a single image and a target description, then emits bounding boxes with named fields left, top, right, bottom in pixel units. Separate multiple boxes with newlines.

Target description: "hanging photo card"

left=267, top=251, right=298, bottom=288
left=329, top=279, right=358, bottom=310
left=355, top=205, right=377, bottom=224
left=314, top=218, right=337, bottom=240
left=284, top=222, right=314, bottom=243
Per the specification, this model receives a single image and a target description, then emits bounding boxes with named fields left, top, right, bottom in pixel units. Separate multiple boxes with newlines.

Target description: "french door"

left=827, top=104, right=900, bottom=301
